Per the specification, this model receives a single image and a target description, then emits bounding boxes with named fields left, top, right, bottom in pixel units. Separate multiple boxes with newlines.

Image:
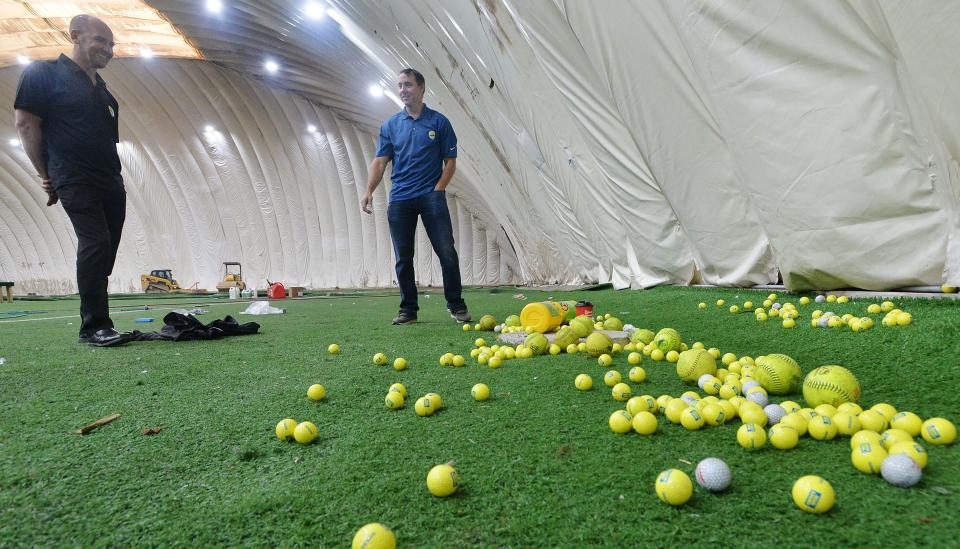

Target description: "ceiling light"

left=204, top=125, right=215, bottom=133
left=368, top=85, right=384, bottom=98
left=17, top=54, right=30, bottom=65
left=205, top=0, right=223, bottom=14
left=9, top=138, right=21, bottom=147
left=140, top=47, right=154, bottom=59
left=304, top=1, right=325, bottom=19
left=264, top=60, right=279, bottom=74
left=307, top=124, right=317, bottom=133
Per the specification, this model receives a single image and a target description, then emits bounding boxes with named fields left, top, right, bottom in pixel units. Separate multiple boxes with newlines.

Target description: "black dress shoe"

left=87, top=328, right=135, bottom=347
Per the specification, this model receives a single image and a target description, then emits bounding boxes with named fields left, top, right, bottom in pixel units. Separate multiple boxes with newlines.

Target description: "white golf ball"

left=494, top=325, right=502, bottom=333
left=823, top=311, right=835, bottom=317
left=815, top=295, right=826, bottom=303
left=697, top=374, right=714, bottom=390
left=681, top=395, right=699, bottom=406
left=818, top=317, right=830, bottom=327
left=695, top=457, right=731, bottom=492
left=881, top=454, right=922, bottom=487
left=764, top=404, right=787, bottom=425
left=746, top=391, right=769, bottom=407
left=771, top=302, right=782, bottom=310
left=742, top=380, right=760, bottom=393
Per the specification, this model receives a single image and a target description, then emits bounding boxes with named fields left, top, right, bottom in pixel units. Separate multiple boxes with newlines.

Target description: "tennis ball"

left=716, top=299, right=726, bottom=307
left=627, top=352, right=642, bottom=365
left=352, top=523, right=396, bottom=549
left=328, top=343, right=340, bottom=354
left=676, top=349, right=717, bottom=383
left=851, top=440, right=887, bottom=474
left=665, top=350, right=680, bottom=363
left=584, top=332, right=614, bottom=357
left=880, top=300, right=895, bottom=312
left=471, top=383, right=490, bottom=401
left=729, top=305, right=740, bottom=314
left=392, top=357, right=407, bottom=371
left=488, top=356, right=503, bottom=369
left=698, top=302, right=707, bottom=309
left=792, top=476, right=835, bottom=513
left=426, top=463, right=459, bottom=496
left=888, top=441, right=928, bottom=469
left=753, top=354, right=802, bottom=395
left=275, top=418, right=297, bottom=441
left=474, top=338, right=486, bottom=348
left=293, top=421, right=318, bottom=444
left=598, top=354, right=613, bottom=367
left=388, top=383, right=407, bottom=397
left=737, top=423, right=766, bottom=448
left=858, top=410, right=888, bottom=433
left=653, top=328, right=682, bottom=353
left=655, top=469, right=693, bottom=506
left=415, top=396, right=436, bottom=417
left=628, top=367, right=646, bottom=383
left=800, top=296, right=811, bottom=305
left=574, top=374, right=593, bottom=391
left=881, top=429, right=913, bottom=450
left=462, top=323, right=471, bottom=332
left=518, top=348, right=534, bottom=359
left=889, top=412, right=922, bottom=436
left=609, top=410, right=633, bottom=433
left=701, top=403, right=726, bottom=426
left=808, top=415, right=838, bottom=441
left=566, top=343, right=578, bottom=354
left=832, top=411, right=860, bottom=436
left=373, top=353, right=388, bottom=365
left=803, top=365, right=861, bottom=407
left=604, top=370, right=622, bottom=387
left=680, top=407, right=705, bottom=430
left=632, top=411, right=658, bottom=434
left=769, top=425, right=799, bottom=449
left=612, top=383, right=632, bottom=402
left=384, top=392, right=404, bottom=410
left=307, top=384, right=326, bottom=401
left=451, top=355, right=465, bottom=367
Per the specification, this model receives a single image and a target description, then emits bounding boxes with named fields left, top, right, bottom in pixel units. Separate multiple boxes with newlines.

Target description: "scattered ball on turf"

left=307, top=384, right=326, bottom=401
left=549, top=344, right=562, bottom=355
left=385, top=392, right=404, bottom=410
left=471, top=383, right=490, bottom=401
left=737, top=423, right=766, bottom=449
left=701, top=403, right=726, bottom=426
left=858, top=410, right=888, bottom=433
left=604, top=370, right=622, bottom=387
left=680, top=407, right=705, bottom=430
left=890, top=412, right=923, bottom=437
left=389, top=383, right=407, bottom=397
left=488, top=356, right=503, bottom=369
left=676, top=349, right=717, bottom=383
left=803, top=365, right=861, bottom=407
left=275, top=418, right=297, bottom=441
left=880, top=429, right=913, bottom=450
left=462, top=323, right=471, bottom=331
left=888, top=441, right=928, bottom=469
left=832, top=411, right=860, bottom=436
left=695, top=458, right=731, bottom=491
left=746, top=391, right=769, bottom=407
left=716, top=299, right=726, bottom=307
left=769, top=424, right=799, bottom=449
left=808, top=415, right=838, bottom=441
left=373, top=353, right=388, bottom=365
left=851, top=440, right=887, bottom=474
left=328, top=343, right=340, bottom=354
left=392, top=357, right=407, bottom=371
left=352, top=523, right=396, bottom=549
left=628, top=367, right=646, bottom=383
left=293, top=421, right=318, bottom=444
left=880, top=454, right=922, bottom=487
left=474, top=338, right=486, bottom=348
left=598, top=354, right=613, bottom=367
left=609, top=410, right=633, bottom=433
left=920, top=418, right=956, bottom=445
left=698, top=302, right=707, bottom=309
left=656, top=469, right=693, bottom=506
left=575, top=374, right=593, bottom=390
left=851, top=430, right=883, bottom=450
left=452, top=355, right=465, bottom=367
left=764, top=404, right=786, bottom=425
left=632, top=411, right=658, bottom=434
left=628, top=352, right=642, bottom=365
left=612, top=383, right=632, bottom=402
left=753, top=354, right=802, bottom=395
left=427, top=463, right=459, bottom=496
left=792, top=475, right=835, bottom=513
left=415, top=396, right=436, bottom=417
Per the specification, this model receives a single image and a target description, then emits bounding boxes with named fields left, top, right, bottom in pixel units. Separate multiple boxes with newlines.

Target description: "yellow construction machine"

left=216, top=262, right=246, bottom=293
left=141, top=269, right=181, bottom=293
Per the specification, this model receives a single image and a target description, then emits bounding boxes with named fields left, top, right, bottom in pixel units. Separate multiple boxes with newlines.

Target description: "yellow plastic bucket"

left=520, top=301, right=565, bottom=334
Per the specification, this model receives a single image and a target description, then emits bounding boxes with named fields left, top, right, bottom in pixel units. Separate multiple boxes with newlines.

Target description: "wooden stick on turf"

left=73, top=414, right=120, bottom=435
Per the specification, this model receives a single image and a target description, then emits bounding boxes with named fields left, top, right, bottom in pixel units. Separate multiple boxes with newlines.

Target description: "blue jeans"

left=387, top=190, right=466, bottom=314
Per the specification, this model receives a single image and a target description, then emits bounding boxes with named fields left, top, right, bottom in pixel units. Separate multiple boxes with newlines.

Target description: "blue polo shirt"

left=375, top=105, right=457, bottom=201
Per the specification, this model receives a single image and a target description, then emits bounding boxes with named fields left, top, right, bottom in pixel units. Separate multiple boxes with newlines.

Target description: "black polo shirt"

left=14, top=54, right=122, bottom=190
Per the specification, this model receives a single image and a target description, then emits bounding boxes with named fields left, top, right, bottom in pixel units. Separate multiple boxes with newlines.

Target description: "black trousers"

left=57, top=184, right=126, bottom=337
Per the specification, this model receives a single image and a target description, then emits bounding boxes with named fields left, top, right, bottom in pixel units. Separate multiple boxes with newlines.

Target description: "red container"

left=268, top=282, right=286, bottom=299
left=575, top=301, right=593, bottom=317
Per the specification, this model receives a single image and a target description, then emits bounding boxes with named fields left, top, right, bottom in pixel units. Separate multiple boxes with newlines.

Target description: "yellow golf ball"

left=327, top=343, right=340, bottom=354
left=352, top=523, right=396, bottom=549
left=701, top=403, right=726, bottom=426
left=627, top=352, right=642, bottom=365
left=888, top=441, right=928, bottom=469
left=426, top=463, right=459, bottom=497
left=665, top=399, right=689, bottom=424
left=880, top=428, right=913, bottom=450
left=388, top=383, right=407, bottom=397
left=808, top=415, right=838, bottom=441
left=737, top=423, right=766, bottom=449
left=293, top=421, right=318, bottom=444
left=665, top=350, right=680, bottom=363
left=307, top=384, right=326, bottom=401
left=609, top=410, right=633, bottom=433
left=850, top=430, right=882, bottom=450
left=628, top=366, right=646, bottom=383
left=632, top=411, right=658, bottom=434
left=890, top=412, right=923, bottom=437
left=769, top=424, right=799, bottom=449
left=792, top=475, right=835, bottom=513
left=851, top=440, right=887, bottom=474
left=415, top=396, right=436, bottom=417
left=392, top=357, right=407, bottom=371
left=575, top=374, right=593, bottom=390
left=471, top=383, right=490, bottom=401
left=384, top=392, right=404, bottom=410
left=650, top=349, right=665, bottom=361
left=858, top=410, right=888, bottom=433
left=655, top=469, right=693, bottom=506
left=373, top=353, right=388, bottom=365
left=275, top=418, right=297, bottom=441
left=452, top=355, right=465, bottom=367
left=598, top=354, right=613, bottom=367
left=604, top=370, right=622, bottom=387
left=832, top=411, right=861, bottom=436
left=612, top=382, right=632, bottom=402
left=680, top=407, right=705, bottom=430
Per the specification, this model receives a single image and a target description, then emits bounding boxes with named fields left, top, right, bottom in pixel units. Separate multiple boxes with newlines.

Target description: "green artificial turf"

left=0, top=287, right=958, bottom=547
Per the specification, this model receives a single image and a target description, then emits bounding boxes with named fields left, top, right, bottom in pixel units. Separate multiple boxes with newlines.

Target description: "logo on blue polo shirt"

left=428, top=130, right=436, bottom=140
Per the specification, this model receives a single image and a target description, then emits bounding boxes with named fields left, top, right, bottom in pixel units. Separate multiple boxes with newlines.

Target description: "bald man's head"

left=69, top=14, right=115, bottom=71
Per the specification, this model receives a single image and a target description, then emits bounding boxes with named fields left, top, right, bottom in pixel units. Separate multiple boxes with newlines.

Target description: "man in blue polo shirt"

left=14, top=15, right=128, bottom=346
left=361, top=68, right=470, bottom=325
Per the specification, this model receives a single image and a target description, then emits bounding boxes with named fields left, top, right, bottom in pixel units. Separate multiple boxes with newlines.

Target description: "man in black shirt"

left=14, top=14, right=127, bottom=346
